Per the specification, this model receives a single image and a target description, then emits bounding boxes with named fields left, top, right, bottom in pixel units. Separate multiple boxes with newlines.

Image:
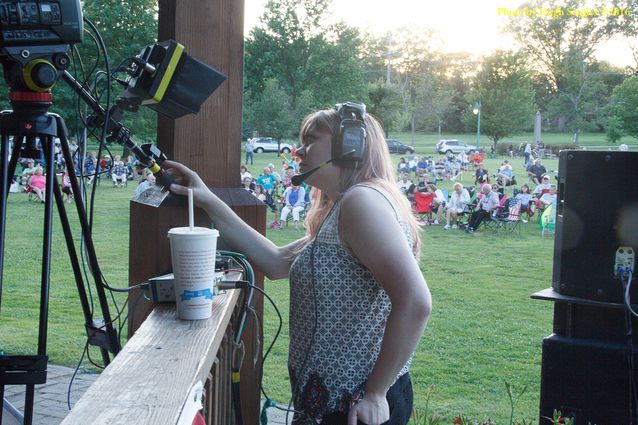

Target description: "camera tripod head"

left=1, top=45, right=71, bottom=94
left=0, top=0, right=82, bottom=113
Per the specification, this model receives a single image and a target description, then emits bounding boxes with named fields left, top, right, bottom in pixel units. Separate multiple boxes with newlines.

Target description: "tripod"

left=0, top=93, right=121, bottom=425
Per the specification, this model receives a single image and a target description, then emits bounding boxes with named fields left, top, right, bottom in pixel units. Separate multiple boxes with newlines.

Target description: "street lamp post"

left=473, top=101, right=481, bottom=150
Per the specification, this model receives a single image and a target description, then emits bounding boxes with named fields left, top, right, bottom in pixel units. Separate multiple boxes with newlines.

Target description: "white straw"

left=188, top=189, right=194, bottom=231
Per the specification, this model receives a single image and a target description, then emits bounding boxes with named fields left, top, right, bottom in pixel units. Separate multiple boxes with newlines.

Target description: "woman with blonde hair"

left=163, top=104, right=431, bottom=425
left=444, top=182, right=470, bottom=229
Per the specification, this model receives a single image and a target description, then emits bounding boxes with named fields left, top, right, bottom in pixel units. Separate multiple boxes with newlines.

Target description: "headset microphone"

left=290, top=149, right=356, bottom=186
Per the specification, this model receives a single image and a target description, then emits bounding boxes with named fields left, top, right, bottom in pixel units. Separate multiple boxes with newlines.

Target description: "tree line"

left=244, top=0, right=638, bottom=146
left=0, top=0, right=636, bottom=149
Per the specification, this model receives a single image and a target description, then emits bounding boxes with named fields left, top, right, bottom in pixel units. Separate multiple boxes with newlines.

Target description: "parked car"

left=435, top=139, right=475, bottom=155
left=386, top=139, right=414, bottom=154
left=250, top=137, right=292, bottom=154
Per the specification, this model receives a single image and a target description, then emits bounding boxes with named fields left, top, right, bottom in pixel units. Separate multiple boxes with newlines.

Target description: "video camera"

left=0, top=0, right=82, bottom=93
left=0, top=0, right=82, bottom=46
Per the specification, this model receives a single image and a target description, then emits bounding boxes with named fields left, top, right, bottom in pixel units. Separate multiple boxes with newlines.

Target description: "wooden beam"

left=128, top=0, right=264, bottom=422
left=157, top=0, right=244, bottom=187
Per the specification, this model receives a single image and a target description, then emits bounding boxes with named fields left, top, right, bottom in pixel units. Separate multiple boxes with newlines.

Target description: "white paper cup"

left=167, top=227, right=219, bottom=320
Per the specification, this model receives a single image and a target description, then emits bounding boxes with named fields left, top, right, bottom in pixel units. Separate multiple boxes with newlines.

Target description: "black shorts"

left=320, top=373, right=413, bottom=425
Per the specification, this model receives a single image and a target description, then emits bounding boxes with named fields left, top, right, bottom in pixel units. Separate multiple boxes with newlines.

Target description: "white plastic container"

left=167, top=227, right=219, bottom=320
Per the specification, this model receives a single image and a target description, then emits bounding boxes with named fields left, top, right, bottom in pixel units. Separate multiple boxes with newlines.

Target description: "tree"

left=607, top=76, right=638, bottom=139
left=245, top=78, right=296, bottom=143
left=468, top=51, right=537, bottom=145
left=244, top=0, right=365, bottom=137
left=505, top=0, right=630, bottom=142
left=388, top=28, right=437, bottom=144
left=78, top=0, right=159, bottom=145
left=366, top=80, right=405, bottom=135
left=438, top=53, right=476, bottom=134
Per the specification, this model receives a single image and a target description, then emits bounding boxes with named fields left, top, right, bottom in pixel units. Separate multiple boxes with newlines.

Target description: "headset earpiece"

left=332, top=102, right=367, bottom=168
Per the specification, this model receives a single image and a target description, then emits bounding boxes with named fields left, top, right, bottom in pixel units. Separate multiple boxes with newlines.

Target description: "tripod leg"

left=0, top=133, right=9, bottom=311
left=56, top=116, right=120, bottom=358
left=51, top=169, right=112, bottom=363
left=51, top=174, right=93, bottom=325
left=0, top=132, right=20, bottom=311
left=24, top=384, right=36, bottom=425
left=37, top=135, right=55, bottom=355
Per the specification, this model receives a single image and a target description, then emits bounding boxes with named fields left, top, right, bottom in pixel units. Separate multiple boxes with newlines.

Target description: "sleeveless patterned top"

left=288, top=184, right=417, bottom=423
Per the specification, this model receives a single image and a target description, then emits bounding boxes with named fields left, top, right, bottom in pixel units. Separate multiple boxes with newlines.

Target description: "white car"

left=250, top=137, right=292, bottom=154
left=436, top=139, right=476, bottom=155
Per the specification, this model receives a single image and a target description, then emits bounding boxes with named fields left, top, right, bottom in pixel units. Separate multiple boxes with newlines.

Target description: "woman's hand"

left=162, top=160, right=213, bottom=207
left=348, top=393, right=389, bottom=425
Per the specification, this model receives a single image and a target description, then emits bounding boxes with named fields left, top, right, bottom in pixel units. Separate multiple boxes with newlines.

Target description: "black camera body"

left=0, top=0, right=82, bottom=46
left=0, top=1, right=82, bottom=93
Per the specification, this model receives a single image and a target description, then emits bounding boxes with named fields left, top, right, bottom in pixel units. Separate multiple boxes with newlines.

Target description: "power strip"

left=148, top=272, right=224, bottom=302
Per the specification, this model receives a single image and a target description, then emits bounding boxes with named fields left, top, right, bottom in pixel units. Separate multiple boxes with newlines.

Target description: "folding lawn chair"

left=413, top=191, right=435, bottom=224
left=486, top=202, right=522, bottom=233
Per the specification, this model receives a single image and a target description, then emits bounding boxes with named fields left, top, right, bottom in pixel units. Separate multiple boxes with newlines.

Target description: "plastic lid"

left=167, top=227, right=219, bottom=237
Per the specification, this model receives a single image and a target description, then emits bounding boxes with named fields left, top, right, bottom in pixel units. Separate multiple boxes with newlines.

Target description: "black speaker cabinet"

left=552, top=151, right=638, bottom=303
left=539, top=334, right=637, bottom=424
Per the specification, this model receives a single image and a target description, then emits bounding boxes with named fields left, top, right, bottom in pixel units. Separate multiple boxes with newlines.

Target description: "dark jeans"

left=468, top=209, right=491, bottom=230
left=320, top=373, right=413, bottom=425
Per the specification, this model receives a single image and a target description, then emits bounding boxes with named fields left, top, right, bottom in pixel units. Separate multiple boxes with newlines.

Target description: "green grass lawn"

left=0, top=139, right=578, bottom=422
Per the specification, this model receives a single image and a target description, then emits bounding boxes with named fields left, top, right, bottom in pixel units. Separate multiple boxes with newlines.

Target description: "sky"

left=243, top=0, right=635, bottom=68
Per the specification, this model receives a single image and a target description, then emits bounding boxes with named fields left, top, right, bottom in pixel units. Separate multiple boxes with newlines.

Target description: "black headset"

left=332, top=102, right=367, bottom=168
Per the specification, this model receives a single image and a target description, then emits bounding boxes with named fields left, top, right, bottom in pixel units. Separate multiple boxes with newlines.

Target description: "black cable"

left=624, top=273, right=638, bottom=425
left=82, top=17, right=111, bottom=236
left=85, top=344, right=105, bottom=370
left=67, top=339, right=90, bottom=410
left=119, top=290, right=145, bottom=347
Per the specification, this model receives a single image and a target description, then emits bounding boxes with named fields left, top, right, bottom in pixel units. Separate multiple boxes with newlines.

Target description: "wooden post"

left=128, top=0, right=264, bottom=422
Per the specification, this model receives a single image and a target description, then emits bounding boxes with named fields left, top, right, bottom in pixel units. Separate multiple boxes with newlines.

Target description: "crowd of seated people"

left=397, top=149, right=556, bottom=234
left=239, top=158, right=310, bottom=230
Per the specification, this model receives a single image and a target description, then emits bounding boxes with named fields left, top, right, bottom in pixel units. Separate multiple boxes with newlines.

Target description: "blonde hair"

left=299, top=108, right=422, bottom=254
left=453, top=182, right=463, bottom=191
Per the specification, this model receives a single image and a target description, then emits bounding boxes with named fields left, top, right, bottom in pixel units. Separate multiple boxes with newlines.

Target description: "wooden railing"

left=61, top=288, right=241, bottom=425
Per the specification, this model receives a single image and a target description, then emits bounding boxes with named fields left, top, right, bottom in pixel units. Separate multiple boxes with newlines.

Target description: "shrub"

left=545, top=144, right=579, bottom=155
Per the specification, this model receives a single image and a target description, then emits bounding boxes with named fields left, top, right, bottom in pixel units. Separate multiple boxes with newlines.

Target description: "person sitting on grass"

left=426, top=183, right=446, bottom=225
left=61, top=166, right=73, bottom=203
left=416, top=156, right=428, bottom=177
left=533, top=175, right=554, bottom=210
left=448, top=157, right=461, bottom=181
left=397, top=157, right=409, bottom=174
left=433, top=161, right=445, bottom=181
left=475, top=163, right=489, bottom=185
left=527, top=159, right=547, bottom=185
left=397, top=172, right=415, bottom=196
left=537, top=186, right=557, bottom=213
left=240, top=164, right=252, bottom=182
left=242, top=176, right=255, bottom=194
left=20, top=159, right=37, bottom=187
left=279, top=181, right=306, bottom=230
left=497, top=160, right=514, bottom=187
left=111, top=159, right=128, bottom=187
left=513, top=184, right=534, bottom=222
left=257, top=167, right=276, bottom=195
left=465, top=184, right=500, bottom=234
left=134, top=172, right=156, bottom=197
left=28, top=167, right=46, bottom=203
left=459, top=151, right=469, bottom=169
left=444, top=182, right=470, bottom=230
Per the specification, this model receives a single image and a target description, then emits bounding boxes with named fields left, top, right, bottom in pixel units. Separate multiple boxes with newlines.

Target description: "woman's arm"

left=163, top=160, right=302, bottom=279
left=339, top=186, right=431, bottom=425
